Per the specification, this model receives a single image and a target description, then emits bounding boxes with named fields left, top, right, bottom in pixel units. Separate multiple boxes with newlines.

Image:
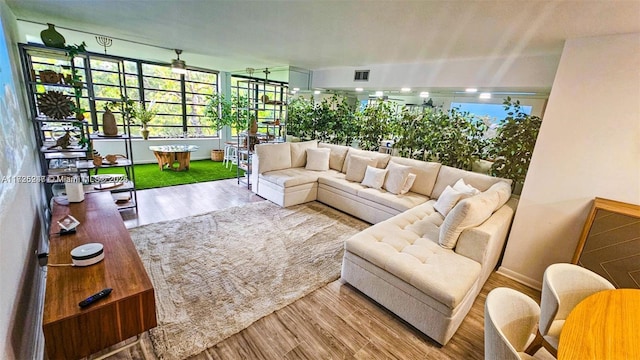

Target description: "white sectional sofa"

left=251, top=140, right=516, bottom=345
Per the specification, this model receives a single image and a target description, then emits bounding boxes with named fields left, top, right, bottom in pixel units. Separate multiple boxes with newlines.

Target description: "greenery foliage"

left=287, top=95, right=542, bottom=186
left=287, top=95, right=359, bottom=145
left=488, top=97, right=543, bottom=186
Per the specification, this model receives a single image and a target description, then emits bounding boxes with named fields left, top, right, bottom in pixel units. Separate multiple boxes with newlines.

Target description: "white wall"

left=312, top=54, right=560, bottom=92
left=0, top=1, right=47, bottom=358
left=499, top=33, right=640, bottom=288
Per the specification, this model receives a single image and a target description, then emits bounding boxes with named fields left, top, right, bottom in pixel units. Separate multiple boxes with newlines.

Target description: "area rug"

left=128, top=201, right=369, bottom=360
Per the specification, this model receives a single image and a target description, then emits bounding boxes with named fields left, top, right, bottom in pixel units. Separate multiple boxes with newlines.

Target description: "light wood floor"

left=116, top=179, right=541, bottom=360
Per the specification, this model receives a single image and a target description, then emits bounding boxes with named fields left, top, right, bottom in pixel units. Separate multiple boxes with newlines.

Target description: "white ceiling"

left=7, top=0, right=640, bottom=74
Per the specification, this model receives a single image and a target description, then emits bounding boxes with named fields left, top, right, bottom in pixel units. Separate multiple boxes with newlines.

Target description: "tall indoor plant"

left=204, top=93, right=250, bottom=160
left=488, top=97, right=543, bottom=191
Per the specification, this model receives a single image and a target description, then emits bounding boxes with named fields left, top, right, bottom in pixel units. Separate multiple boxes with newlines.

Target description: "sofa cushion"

left=290, top=140, right=318, bottom=167
left=434, top=185, right=463, bottom=216
left=342, top=148, right=391, bottom=173
left=384, top=162, right=412, bottom=195
left=318, top=174, right=367, bottom=195
left=431, top=165, right=511, bottom=199
left=305, top=147, right=331, bottom=171
left=345, top=155, right=377, bottom=182
left=389, top=157, right=441, bottom=197
left=361, top=165, right=388, bottom=190
left=255, top=142, right=292, bottom=173
left=345, top=203, right=482, bottom=309
left=260, top=168, right=332, bottom=188
left=318, top=143, right=350, bottom=171
left=357, top=188, right=429, bottom=212
left=439, top=190, right=500, bottom=249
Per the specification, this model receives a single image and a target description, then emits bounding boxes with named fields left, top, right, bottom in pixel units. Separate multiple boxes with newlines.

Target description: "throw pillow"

left=486, top=181, right=512, bottom=211
left=434, top=185, right=463, bottom=216
left=439, top=191, right=500, bottom=249
left=305, top=147, right=331, bottom=171
left=384, top=162, right=412, bottom=194
left=399, top=173, right=417, bottom=195
left=361, top=166, right=388, bottom=189
left=345, top=155, right=378, bottom=182
left=290, top=140, right=318, bottom=168
left=453, top=178, right=481, bottom=197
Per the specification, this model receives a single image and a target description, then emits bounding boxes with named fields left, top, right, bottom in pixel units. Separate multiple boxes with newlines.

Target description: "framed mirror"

left=572, top=197, right=640, bottom=288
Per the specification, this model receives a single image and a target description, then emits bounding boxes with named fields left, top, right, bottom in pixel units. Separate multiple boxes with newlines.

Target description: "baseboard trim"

left=497, top=266, right=542, bottom=291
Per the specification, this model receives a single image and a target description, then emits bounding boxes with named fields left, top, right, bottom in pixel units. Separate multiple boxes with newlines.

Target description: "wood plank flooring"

left=110, top=179, right=541, bottom=360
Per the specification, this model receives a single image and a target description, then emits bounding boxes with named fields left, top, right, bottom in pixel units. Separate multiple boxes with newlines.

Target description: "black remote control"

left=79, top=288, right=112, bottom=308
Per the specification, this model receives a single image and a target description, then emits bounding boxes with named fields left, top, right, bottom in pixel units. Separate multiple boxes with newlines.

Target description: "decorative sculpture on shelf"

left=47, top=130, right=72, bottom=149
left=37, top=91, right=74, bottom=119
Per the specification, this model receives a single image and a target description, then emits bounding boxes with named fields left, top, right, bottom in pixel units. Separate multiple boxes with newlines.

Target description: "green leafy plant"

left=488, top=97, right=543, bottom=189
left=357, top=100, right=396, bottom=151
left=137, top=102, right=157, bottom=126
left=64, top=42, right=88, bottom=146
left=287, top=97, right=315, bottom=140
left=204, top=93, right=252, bottom=147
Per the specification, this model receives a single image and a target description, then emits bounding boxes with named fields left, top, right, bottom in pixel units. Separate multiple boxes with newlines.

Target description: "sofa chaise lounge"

left=250, top=140, right=516, bottom=345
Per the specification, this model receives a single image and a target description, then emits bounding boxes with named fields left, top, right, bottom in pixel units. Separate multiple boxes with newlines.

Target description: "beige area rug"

left=124, top=201, right=368, bottom=360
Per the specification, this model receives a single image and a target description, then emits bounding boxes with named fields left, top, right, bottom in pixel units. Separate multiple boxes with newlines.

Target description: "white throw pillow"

left=384, top=162, right=412, bottom=195
left=305, top=147, right=331, bottom=171
left=439, top=191, right=500, bottom=249
left=290, top=140, right=318, bottom=168
left=361, top=166, right=388, bottom=190
left=399, top=173, right=417, bottom=195
left=453, top=178, right=481, bottom=197
left=434, top=185, right=463, bottom=216
left=345, top=155, right=377, bottom=182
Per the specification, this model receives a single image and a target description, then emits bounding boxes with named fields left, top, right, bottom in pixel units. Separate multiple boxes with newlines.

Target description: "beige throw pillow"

left=384, top=162, right=412, bottom=194
left=439, top=190, right=500, bottom=249
left=305, top=148, right=331, bottom=171
left=361, top=165, right=388, bottom=189
left=345, top=155, right=377, bottom=182
left=434, top=185, right=463, bottom=216
left=255, top=142, right=291, bottom=173
left=290, top=140, right=318, bottom=167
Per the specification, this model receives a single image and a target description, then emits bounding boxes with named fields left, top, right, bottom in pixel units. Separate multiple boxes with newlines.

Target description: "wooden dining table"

left=558, top=288, right=640, bottom=360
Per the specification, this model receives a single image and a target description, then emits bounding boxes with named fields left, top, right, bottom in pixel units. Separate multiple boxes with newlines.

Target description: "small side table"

left=149, top=145, right=199, bottom=171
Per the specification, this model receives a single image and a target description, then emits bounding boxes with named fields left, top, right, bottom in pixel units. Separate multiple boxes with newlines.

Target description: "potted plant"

left=136, top=102, right=157, bottom=140
left=204, top=93, right=235, bottom=161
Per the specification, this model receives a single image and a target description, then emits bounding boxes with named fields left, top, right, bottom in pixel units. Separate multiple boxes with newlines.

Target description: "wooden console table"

left=44, top=192, right=157, bottom=359
left=149, top=144, right=199, bottom=171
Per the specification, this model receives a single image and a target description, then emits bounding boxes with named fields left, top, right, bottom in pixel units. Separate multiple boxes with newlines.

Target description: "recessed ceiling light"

left=291, top=90, right=297, bottom=94
left=355, top=87, right=363, bottom=92
left=314, top=90, right=321, bottom=95
left=375, top=91, right=384, bottom=97
left=479, top=92, right=492, bottom=99
left=401, top=87, right=411, bottom=92
left=465, top=88, right=478, bottom=93
left=293, top=87, right=300, bottom=91
left=419, top=91, right=430, bottom=98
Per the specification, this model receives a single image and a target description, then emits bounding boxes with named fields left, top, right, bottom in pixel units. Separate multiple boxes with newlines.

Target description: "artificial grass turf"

left=100, top=159, right=242, bottom=190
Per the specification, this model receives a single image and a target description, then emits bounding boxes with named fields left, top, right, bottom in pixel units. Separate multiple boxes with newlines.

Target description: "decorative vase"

left=250, top=119, right=258, bottom=134
left=40, top=23, right=66, bottom=49
left=141, top=125, right=150, bottom=140
left=75, top=112, right=84, bottom=121
left=102, top=109, right=118, bottom=136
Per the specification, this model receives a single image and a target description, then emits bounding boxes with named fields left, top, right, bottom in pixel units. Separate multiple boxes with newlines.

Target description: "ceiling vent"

left=354, top=70, right=370, bottom=81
